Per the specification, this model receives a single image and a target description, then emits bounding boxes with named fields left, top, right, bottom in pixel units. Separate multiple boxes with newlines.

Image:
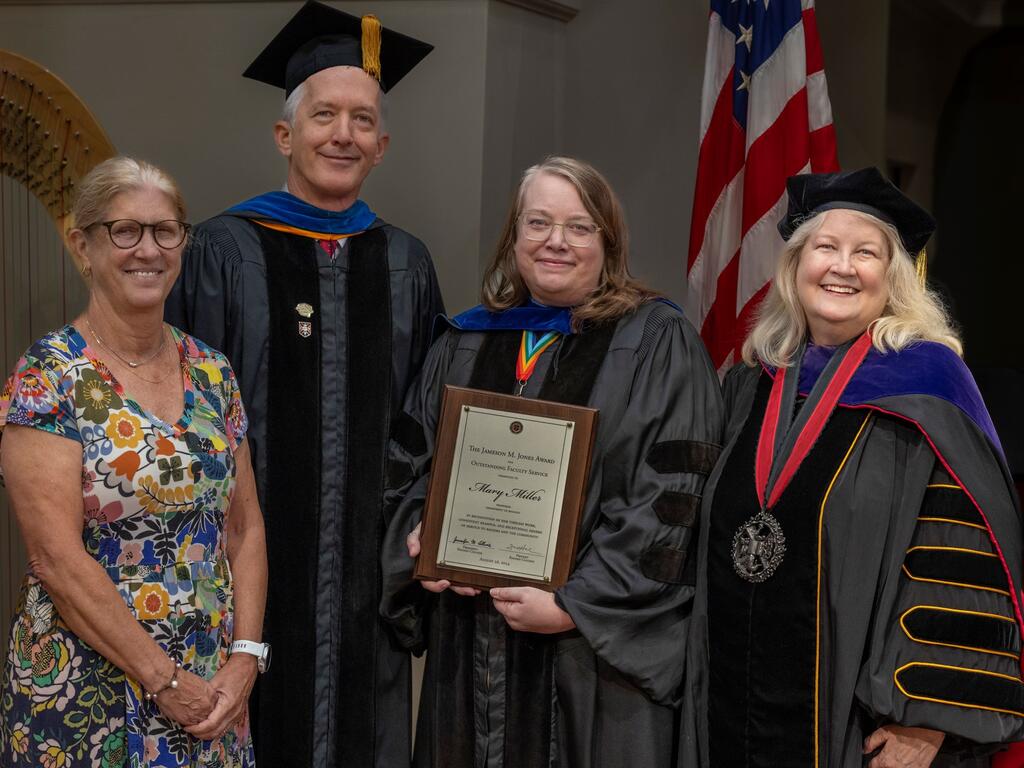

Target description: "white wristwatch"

left=230, top=640, right=272, bottom=673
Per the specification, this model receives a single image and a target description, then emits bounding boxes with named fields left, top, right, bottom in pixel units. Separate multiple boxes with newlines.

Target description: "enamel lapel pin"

left=296, top=303, right=314, bottom=338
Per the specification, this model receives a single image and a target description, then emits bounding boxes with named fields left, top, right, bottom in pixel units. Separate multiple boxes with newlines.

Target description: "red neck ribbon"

left=755, top=332, right=873, bottom=510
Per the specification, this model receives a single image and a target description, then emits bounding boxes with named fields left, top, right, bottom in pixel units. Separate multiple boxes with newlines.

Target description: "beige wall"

left=479, top=1, right=568, bottom=270
left=554, top=0, right=892, bottom=308
left=0, top=0, right=743, bottom=315
left=815, top=0, right=890, bottom=171
left=0, top=0, right=541, bottom=616
left=0, top=0, right=495, bottom=312
left=0, top=0, right=899, bottom=651
left=563, top=0, right=708, bottom=306
left=0, top=0, right=888, bottom=325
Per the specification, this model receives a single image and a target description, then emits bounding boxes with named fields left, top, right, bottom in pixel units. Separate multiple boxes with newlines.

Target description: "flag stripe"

left=803, top=8, right=825, bottom=74
left=736, top=281, right=772, bottom=358
left=689, top=70, right=746, bottom=270
left=687, top=0, right=839, bottom=369
left=701, top=251, right=741, bottom=366
left=699, top=15, right=739, bottom=142
left=741, top=89, right=811, bottom=234
left=690, top=175, right=744, bottom=327
left=809, top=123, right=839, bottom=172
left=807, top=70, right=833, bottom=131
left=737, top=189, right=798, bottom=314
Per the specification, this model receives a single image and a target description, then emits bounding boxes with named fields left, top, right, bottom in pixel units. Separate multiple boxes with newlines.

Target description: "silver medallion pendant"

left=732, top=509, right=786, bottom=583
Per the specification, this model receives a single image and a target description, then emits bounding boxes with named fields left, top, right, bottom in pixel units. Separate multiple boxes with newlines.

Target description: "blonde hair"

left=481, top=156, right=657, bottom=329
left=742, top=209, right=962, bottom=366
left=67, top=156, right=186, bottom=274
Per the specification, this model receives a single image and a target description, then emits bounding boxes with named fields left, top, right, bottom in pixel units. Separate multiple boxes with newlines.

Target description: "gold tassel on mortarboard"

left=915, top=248, right=928, bottom=288
left=361, top=15, right=382, bottom=83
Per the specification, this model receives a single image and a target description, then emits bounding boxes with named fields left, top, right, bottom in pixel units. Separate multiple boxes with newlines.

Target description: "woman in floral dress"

left=0, top=157, right=267, bottom=767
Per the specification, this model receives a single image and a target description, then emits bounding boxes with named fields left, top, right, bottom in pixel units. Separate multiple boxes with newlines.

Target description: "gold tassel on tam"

left=915, top=248, right=928, bottom=288
left=361, top=14, right=383, bottom=82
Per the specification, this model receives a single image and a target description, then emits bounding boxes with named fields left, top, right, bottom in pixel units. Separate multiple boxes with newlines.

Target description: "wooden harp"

left=1, top=50, right=117, bottom=265
left=0, top=51, right=116, bottom=628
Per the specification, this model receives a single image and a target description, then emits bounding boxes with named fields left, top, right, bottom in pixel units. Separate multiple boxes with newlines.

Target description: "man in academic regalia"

left=165, top=3, right=442, bottom=765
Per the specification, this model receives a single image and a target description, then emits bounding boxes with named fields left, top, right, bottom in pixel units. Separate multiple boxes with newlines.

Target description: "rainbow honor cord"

left=515, top=330, right=561, bottom=394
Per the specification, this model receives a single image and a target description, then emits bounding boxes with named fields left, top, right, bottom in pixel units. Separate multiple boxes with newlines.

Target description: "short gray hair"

left=280, top=80, right=389, bottom=133
left=281, top=82, right=307, bottom=124
left=379, top=91, right=389, bottom=133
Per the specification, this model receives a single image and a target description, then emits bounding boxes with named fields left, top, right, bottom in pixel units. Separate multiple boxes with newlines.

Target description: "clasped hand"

left=406, top=522, right=575, bottom=634
left=156, top=655, right=257, bottom=741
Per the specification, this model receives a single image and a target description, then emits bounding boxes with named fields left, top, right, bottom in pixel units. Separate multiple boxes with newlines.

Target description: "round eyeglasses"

left=88, top=219, right=191, bottom=249
left=518, top=214, right=601, bottom=248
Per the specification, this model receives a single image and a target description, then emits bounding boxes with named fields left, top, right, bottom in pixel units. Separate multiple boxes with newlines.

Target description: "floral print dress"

left=0, top=325, right=254, bottom=767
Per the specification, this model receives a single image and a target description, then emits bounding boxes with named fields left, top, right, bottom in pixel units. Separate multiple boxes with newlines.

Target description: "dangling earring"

left=82, top=264, right=92, bottom=278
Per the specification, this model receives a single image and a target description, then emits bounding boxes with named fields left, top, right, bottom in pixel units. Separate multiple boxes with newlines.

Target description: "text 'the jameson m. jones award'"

left=414, top=385, right=598, bottom=590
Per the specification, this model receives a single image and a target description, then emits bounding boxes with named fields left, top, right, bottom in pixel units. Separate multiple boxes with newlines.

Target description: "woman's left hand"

left=184, top=654, right=258, bottom=741
left=863, top=724, right=944, bottom=768
left=490, top=587, right=576, bottom=634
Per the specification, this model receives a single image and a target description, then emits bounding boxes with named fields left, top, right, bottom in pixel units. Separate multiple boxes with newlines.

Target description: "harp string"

left=0, top=51, right=117, bottom=628
left=25, top=80, right=33, bottom=342
left=0, top=51, right=116, bottom=369
left=1, top=67, right=9, bottom=373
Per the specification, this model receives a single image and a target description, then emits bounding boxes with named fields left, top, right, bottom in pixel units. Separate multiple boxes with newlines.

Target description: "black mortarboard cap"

left=243, top=1, right=433, bottom=96
left=778, top=167, right=936, bottom=256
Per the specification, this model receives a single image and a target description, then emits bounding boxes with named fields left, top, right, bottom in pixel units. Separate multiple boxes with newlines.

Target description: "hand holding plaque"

left=414, top=386, right=598, bottom=590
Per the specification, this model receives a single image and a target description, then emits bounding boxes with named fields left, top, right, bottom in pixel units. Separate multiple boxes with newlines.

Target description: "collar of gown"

left=445, top=300, right=575, bottom=335
left=224, top=190, right=377, bottom=235
left=763, top=340, right=1001, bottom=451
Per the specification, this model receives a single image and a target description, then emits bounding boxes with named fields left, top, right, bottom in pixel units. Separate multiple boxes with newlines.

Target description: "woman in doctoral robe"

left=380, top=156, right=724, bottom=768
left=680, top=168, right=1024, bottom=768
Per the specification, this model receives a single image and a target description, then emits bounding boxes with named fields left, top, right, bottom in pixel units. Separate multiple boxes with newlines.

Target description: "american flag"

left=687, top=0, right=839, bottom=371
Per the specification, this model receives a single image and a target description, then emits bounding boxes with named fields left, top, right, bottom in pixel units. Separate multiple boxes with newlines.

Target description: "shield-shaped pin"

left=298, top=321, right=312, bottom=338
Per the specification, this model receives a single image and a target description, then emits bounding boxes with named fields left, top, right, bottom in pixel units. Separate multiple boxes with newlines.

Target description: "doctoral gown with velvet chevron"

left=679, top=343, right=1024, bottom=768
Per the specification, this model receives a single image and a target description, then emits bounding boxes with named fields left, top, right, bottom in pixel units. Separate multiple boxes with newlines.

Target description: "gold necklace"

left=118, top=356, right=178, bottom=386
left=85, top=316, right=166, bottom=368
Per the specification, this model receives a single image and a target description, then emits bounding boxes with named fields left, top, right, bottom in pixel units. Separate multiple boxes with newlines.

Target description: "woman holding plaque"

left=381, top=156, right=723, bottom=768
left=679, top=169, right=1024, bottom=768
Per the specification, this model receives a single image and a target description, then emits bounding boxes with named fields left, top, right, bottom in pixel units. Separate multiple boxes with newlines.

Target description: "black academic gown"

left=381, top=300, right=724, bottom=768
left=680, top=346, right=1024, bottom=768
left=165, top=213, right=444, bottom=768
